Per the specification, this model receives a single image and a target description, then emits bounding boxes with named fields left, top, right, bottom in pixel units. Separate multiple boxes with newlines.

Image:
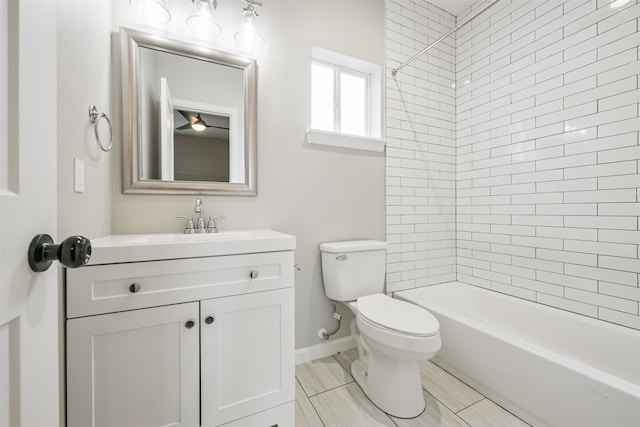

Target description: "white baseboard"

left=295, top=336, right=356, bottom=365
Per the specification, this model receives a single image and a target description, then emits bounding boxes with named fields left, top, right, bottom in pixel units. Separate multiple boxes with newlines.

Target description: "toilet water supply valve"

left=319, top=301, right=342, bottom=340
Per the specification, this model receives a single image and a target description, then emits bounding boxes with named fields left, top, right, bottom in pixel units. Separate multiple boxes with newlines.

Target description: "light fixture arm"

left=192, top=0, right=217, bottom=8
left=240, top=0, right=262, bottom=16
left=242, top=0, right=263, bottom=7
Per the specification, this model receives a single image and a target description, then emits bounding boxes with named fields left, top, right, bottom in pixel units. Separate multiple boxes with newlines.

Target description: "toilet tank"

left=320, top=240, right=387, bottom=301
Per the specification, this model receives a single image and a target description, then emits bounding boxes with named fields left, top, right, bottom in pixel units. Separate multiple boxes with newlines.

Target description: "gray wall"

left=174, top=134, right=230, bottom=182
left=57, top=0, right=112, bottom=240
left=57, top=0, right=385, bottom=350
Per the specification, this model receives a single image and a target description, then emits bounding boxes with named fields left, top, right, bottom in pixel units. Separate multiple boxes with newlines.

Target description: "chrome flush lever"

left=336, top=255, right=348, bottom=261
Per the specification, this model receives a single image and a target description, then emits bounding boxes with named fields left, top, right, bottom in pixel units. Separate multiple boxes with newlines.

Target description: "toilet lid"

left=357, top=294, right=439, bottom=337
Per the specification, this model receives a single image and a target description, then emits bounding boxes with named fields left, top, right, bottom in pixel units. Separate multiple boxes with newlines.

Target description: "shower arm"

left=391, top=0, right=500, bottom=77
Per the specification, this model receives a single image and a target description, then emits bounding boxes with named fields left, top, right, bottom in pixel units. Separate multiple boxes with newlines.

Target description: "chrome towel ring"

left=88, top=104, right=113, bottom=152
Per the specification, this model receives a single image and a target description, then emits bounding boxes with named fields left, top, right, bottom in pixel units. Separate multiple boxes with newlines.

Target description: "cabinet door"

left=67, top=303, right=200, bottom=427
left=201, top=288, right=295, bottom=426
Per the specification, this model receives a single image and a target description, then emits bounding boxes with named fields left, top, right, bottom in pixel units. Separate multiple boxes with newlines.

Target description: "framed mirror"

left=120, top=27, right=256, bottom=195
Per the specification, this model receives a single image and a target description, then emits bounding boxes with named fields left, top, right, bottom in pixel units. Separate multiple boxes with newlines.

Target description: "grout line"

left=295, top=376, right=327, bottom=427
left=295, top=377, right=310, bottom=398
left=417, top=360, right=485, bottom=415
left=300, top=378, right=356, bottom=399
left=455, top=397, right=487, bottom=414
left=331, top=352, right=354, bottom=376
left=430, top=359, right=487, bottom=397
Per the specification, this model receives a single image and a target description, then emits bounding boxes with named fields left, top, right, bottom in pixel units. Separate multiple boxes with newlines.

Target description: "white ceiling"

left=428, top=0, right=476, bottom=16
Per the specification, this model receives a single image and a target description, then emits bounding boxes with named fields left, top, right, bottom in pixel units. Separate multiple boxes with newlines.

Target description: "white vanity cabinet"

left=66, top=302, right=201, bottom=427
left=65, top=231, right=295, bottom=427
left=200, top=289, right=294, bottom=426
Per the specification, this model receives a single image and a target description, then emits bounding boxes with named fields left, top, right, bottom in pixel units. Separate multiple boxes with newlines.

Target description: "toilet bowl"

left=346, top=294, right=440, bottom=418
left=319, top=240, right=441, bottom=418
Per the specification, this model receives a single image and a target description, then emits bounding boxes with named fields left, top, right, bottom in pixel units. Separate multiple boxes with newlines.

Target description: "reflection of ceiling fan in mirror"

left=176, top=110, right=230, bottom=132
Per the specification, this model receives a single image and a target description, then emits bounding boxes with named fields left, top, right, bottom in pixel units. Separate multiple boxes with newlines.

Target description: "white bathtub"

left=395, top=281, right=640, bottom=427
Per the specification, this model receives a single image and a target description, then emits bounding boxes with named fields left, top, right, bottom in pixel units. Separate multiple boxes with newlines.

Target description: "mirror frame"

left=120, top=27, right=257, bottom=195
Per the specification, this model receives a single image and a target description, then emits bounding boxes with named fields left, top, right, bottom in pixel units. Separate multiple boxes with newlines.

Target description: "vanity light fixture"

left=234, top=0, right=264, bottom=51
left=187, top=0, right=222, bottom=39
left=129, top=0, right=171, bottom=23
left=129, top=0, right=265, bottom=50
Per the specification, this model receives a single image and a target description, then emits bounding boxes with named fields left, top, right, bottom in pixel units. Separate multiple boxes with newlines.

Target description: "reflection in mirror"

left=120, top=27, right=256, bottom=195
left=173, top=109, right=231, bottom=182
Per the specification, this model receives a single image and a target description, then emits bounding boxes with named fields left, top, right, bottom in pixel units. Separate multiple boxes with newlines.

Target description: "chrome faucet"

left=177, top=198, right=224, bottom=234
left=194, top=198, right=205, bottom=233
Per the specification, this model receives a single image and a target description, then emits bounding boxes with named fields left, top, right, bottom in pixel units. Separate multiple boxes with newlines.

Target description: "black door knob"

left=28, top=234, right=92, bottom=272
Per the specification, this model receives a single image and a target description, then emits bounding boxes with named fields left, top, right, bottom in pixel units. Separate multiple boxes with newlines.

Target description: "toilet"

left=320, top=240, right=441, bottom=418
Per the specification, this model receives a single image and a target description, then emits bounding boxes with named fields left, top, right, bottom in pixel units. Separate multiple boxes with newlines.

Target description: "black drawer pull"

left=129, top=282, right=141, bottom=293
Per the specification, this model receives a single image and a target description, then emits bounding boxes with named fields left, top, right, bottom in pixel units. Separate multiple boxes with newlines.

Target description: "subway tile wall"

left=385, top=0, right=458, bottom=293
left=456, top=0, right=639, bottom=330
left=386, top=0, right=640, bottom=330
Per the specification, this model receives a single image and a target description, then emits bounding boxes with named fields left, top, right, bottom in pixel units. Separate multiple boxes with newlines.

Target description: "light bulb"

left=187, top=0, right=221, bottom=40
left=234, top=5, right=264, bottom=51
left=192, top=114, right=207, bottom=132
left=129, top=0, right=171, bottom=23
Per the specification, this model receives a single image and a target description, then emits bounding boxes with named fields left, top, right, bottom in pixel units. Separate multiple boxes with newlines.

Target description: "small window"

left=310, top=47, right=381, bottom=139
left=311, top=61, right=368, bottom=136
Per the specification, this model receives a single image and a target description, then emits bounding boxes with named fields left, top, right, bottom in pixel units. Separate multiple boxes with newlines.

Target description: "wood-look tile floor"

left=295, top=349, right=530, bottom=427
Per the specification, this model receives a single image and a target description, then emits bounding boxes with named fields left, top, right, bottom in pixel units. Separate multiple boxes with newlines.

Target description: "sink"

left=88, top=229, right=296, bottom=265
left=124, top=231, right=255, bottom=245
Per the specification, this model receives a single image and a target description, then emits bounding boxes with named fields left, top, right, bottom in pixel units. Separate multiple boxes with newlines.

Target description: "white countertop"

left=86, top=229, right=296, bottom=265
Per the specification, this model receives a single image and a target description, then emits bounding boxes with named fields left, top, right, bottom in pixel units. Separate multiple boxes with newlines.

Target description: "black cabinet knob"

left=205, top=315, right=215, bottom=325
left=129, top=283, right=141, bottom=293
left=28, top=234, right=91, bottom=272
left=185, top=320, right=195, bottom=329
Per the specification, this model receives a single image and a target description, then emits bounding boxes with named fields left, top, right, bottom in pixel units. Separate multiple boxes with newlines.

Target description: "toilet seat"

left=356, top=294, right=439, bottom=337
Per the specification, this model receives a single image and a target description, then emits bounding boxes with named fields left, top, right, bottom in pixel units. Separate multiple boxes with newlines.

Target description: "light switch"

left=73, top=158, right=84, bottom=193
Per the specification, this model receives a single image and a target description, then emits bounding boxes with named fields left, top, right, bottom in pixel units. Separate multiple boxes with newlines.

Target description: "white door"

left=0, top=0, right=59, bottom=426
left=200, top=288, right=295, bottom=426
left=160, top=77, right=175, bottom=181
left=66, top=303, right=200, bottom=427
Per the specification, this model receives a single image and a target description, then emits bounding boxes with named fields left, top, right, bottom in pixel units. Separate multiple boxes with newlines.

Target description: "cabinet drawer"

left=66, top=251, right=294, bottom=318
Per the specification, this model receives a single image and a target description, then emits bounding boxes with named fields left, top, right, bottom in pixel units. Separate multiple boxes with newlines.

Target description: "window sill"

left=305, top=129, right=387, bottom=153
